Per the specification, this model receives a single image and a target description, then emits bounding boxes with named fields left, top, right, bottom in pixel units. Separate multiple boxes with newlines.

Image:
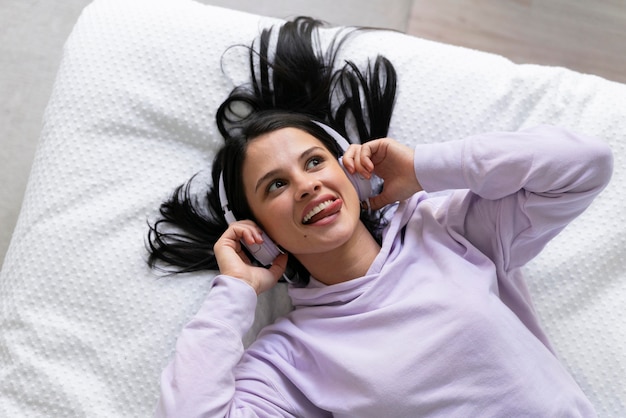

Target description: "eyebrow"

left=254, top=146, right=326, bottom=193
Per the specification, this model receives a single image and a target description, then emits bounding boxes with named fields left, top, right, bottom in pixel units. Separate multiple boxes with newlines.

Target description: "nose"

left=294, top=173, right=321, bottom=200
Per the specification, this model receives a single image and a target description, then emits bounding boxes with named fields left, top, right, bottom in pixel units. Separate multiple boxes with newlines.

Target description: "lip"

left=301, top=194, right=340, bottom=225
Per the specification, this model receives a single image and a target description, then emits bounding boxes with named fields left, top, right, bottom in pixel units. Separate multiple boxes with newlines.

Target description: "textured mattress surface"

left=0, top=0, right=624, bottom=416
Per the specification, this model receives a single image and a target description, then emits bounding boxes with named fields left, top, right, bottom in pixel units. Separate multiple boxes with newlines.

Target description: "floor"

left=407, top=0, right=626, bottom=84
left=1, top=0, right=624, bottom=266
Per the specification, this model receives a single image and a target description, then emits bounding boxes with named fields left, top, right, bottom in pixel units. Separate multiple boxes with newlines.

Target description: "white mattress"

left=0, top=0, right=624, bottom=416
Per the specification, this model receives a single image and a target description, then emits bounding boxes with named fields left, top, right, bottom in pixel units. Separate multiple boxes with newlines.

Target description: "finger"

left=249, top=253, right=289, bottom=294
left=240, top=227, right=261, bottom=246
left=363, top=139, right=386, bottom=166
left=342, top=145, right=359, bottom=173
left=267, top=253, right=288, bottom=280
left=215, top=222, right=263, bottom=265
left=230, top=221, right=264, bottom=244
left=357, top=145, right=375, bottom=176
left=351, top=145, right=372, bottom=179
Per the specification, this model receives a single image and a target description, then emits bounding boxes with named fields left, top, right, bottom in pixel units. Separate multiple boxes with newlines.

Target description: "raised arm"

left=415, top=125, right=613, bottom=269
left=345, top=125, right=613, bottom=269
left=413, top=125, right=612, bottom=201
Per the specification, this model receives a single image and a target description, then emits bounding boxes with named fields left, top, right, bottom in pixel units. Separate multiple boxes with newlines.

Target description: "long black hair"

left=147, top=17, right=397, bottom=286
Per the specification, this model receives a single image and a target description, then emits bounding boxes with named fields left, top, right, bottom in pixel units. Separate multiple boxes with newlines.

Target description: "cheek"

left=256, top=203, right=302, bottom=251
left=248, top=196, right=291, bottom=235
left=338, top=173, right=361, bottom=212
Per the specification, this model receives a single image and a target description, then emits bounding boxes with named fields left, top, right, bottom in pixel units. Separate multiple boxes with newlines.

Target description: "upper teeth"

left=303, top=200, right=334, bottom=224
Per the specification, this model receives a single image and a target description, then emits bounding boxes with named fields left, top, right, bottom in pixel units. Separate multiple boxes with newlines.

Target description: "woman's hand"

left=342, top=138, right=422, bottom=210
left=214, top=220, right=288, bottom=295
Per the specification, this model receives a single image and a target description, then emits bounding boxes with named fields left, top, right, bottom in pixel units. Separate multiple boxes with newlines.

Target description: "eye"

left=267, top=179, right=287, bottom=193
left=306, top=156, right=324, bottom=170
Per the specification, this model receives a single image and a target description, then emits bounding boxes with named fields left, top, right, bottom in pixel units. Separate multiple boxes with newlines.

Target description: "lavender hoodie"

left=155, top=126, right=613, bottom=417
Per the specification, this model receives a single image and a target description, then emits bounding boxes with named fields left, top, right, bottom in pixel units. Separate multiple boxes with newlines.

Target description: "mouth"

left=302, top=198, right=343, bottom=225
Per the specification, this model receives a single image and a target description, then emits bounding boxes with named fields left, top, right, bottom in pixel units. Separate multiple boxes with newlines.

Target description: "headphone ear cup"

left=339, top=157, right=383, bottom=201
left=242, top=231, right=295, bottom=284
left=312, top=120, right=384, bottom=201
left=241, top=231, right=282, bottom=267
left=219, top=173, right=283, bottom=267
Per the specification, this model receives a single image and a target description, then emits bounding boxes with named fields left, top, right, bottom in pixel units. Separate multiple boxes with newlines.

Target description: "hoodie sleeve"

left=154, top=275, right=302, bottom=418
left=413, top=125, right=613, bottom=271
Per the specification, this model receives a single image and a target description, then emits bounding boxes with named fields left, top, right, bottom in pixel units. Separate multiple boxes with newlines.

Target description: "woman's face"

left=242, top=127, right=362, bottom=258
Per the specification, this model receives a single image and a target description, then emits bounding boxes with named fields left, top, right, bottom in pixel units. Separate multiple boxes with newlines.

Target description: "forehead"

left=243, top=127, right=329, bottom=170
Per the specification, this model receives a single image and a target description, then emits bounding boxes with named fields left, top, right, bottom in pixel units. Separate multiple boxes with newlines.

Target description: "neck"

left=297, top=223, right=381, bottom=286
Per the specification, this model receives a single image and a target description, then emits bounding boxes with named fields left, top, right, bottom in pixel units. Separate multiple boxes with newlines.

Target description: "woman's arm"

left=413, top=125, right=614, bottom=270
left=346, top=125, right=613, bottom=269
left=155, top=276, right=256, bottom=417
left=155, top=276, right=306, bottom=417
left=154, top=222, right=296, bottom=417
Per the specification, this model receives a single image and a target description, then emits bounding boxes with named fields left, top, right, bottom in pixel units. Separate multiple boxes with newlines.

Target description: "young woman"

left=147, top=17, right=612, bottom=417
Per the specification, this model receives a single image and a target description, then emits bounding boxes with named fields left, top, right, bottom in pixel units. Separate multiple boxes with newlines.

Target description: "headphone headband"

left=312, top=121, right=351, bottom=152
left=218, top=172, right=236, bottom=224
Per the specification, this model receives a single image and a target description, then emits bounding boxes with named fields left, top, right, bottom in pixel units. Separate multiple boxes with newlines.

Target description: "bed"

left=0, top=0, right=624, bottom=416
